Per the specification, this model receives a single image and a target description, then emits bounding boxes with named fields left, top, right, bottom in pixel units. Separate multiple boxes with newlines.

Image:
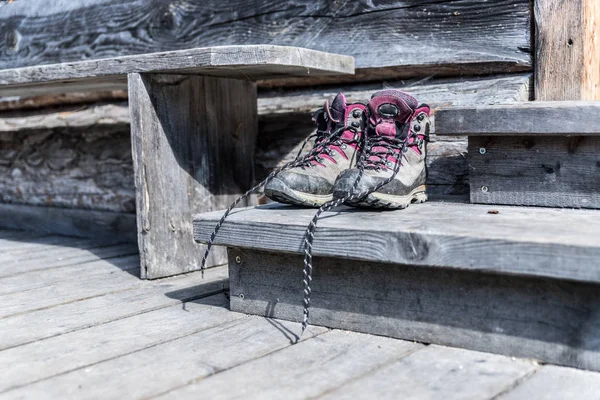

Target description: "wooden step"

left=193, top=201, right=600, bottom=371
left=433, top=101, right=600, bottom=209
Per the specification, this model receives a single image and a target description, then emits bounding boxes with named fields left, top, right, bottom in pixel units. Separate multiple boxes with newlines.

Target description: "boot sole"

left=346, top=185, right=428, bottom=209
left=264, top=179, right=332, bottom=208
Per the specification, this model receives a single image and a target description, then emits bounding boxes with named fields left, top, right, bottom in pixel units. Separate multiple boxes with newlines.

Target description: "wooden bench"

left=193, top=201, right=600, bottom=372
left=0, top=45, right=354, bottom=278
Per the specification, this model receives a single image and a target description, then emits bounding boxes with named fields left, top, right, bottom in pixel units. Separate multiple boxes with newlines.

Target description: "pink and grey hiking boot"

left=332, top=90, right=431, bottom=209
left=264, top=93, right=366, bottom=207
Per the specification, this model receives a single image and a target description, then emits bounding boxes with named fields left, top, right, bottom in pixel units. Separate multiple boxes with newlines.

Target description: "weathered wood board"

left=129, top=73, right=258, bottom=278
left=0, top=45, right=354, bottom=97
left=194, top=202, right=600, bottom=284
left=535, top=0, right=600, bottom=100
left=320, top=345, right=536, bottom=400
left=434, top=101, right=600, bottom=136
left=227, top=249, right=600, bottom=371
left=156, top=330, right=423, bottom=400
left=469, top=136, right=600, bottom=209
left=0, top=0, right=531, bottom=83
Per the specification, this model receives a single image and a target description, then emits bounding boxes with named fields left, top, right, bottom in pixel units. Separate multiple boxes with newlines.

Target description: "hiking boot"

left=333, top=90, right=431, bottom=209
left=264, top=93, right=366, bottom=207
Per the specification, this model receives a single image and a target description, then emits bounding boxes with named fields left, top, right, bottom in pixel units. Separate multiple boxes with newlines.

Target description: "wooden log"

left=0, top=45, right=354, bottom=98
left=535, top=0, right=600, bottom=100
left=129, top=73, right=258, bottom=279
left=433, top=101, right=600, bottom=136
left=469, top=136, right=600, bottom=209
left=227, top=249, right=600, bottom=371
left=0, top=0, right=531, bottom=85
left=194, top=202, right=600, bottom=284
left=0, top=203, right=137, bottom=242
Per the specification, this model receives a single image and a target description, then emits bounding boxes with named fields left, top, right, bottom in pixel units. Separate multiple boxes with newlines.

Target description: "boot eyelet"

left=351, top=121, right=360, bottom=128
left=417, top=114, right=425, bottom=122
left=341, top=144, right=347, bottom=149
left=352, top=109, right=362, bottom=118
left=413, top=124, right=421, bottom=132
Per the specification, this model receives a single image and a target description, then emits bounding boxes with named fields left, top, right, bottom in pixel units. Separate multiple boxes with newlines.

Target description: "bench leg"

left=128, top=73, right=257, bottom=279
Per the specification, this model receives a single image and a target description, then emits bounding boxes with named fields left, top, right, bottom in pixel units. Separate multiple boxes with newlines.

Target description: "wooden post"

left=535, top=0, right=600, bottom=100
left=129, top=73, right=257, bottom=279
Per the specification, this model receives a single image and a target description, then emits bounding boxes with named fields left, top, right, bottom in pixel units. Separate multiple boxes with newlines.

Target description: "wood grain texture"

left=129, top=73, right=257, bottom=279
left=498, top=365, right=600, bottom=399
left=0, top=90, right=128, bottom=112
left=0, top=0, right=530, bottom=81
left=0, top=45, right=354, bottom=97
left=0, top=203, right=137, bottom=241
left=228, top=249, right=600, bottom=371
left=469, top=136, right=600, bottom=209
left=0, top=295, right=236, bottom=393
left=434, top=101, right=600, bottom=136
left=194, top=202, right=600, bottom=284
left=321, top=345, right=536, bottom=400
left=156, top=330, right=423, bottom=400
left=4, top=317, right=327, bottom=400
left=0, top=265, right=228, bottom=351
left=535, top=0, right=600, bottom=100
left=0, top=122, right=135, bottom=213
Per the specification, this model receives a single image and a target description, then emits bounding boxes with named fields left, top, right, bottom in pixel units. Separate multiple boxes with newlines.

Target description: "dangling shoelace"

left=199, top=122, right=360, bottom=275
left=300, top=126, right=415, bottom=335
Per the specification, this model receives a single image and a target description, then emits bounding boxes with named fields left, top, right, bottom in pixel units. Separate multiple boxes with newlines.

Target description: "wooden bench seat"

left=0, top=45, right=354, bottom=278
left=193, top=201, right=600, bottom=371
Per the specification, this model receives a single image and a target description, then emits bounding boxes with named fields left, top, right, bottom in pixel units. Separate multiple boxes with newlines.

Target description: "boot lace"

left=199, top=114, right=360, bottom=274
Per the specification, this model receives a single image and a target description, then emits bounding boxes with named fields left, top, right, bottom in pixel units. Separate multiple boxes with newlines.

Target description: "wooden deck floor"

left=1, top=229, right=599, bottom=399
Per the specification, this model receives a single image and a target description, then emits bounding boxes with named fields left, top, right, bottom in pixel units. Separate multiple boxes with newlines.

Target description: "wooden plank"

left=535, top=0, right=600, bottom=100
left=469, top=136, right=600, bottom=208
left=498, top=365, right=600, bottom=399
left=0, top=0, right=530, bottom=85
left=0, top=294, right=238, bottom=393
left=2, top=317, right=328, bottom=399
left=0, top=203, right=137, bottom=242
left=0, top=255, right=140, bottom=318
left=320, top=345, right=536, bottom=399
left=154, top=330, right=422, bottom=400
left=433, top=101, right=600, bottom=136
left=0, top=90, right=128, bottom=111
left=0, top=243, right=137, bottom=278
left=194, top=202, right=600, bottom=284
left=129, top=73, right=258, bottom=278
left=0, top=45, right=354, bottom=97
left=0, top=266, right=228, bottom=351
left=228, top=249, right=600, bottom=371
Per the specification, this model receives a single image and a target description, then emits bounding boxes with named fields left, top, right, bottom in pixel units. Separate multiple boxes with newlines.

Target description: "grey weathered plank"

left=469, top=136, right=600, bottom=209
left=129, top=73, right=258, bottom=278
left=0, top=255, right=140, bottom=318
left=194, top=202, right=600, bottom=283
left=0, top=203, right=137, bottom=242
left=156, top=330, right=422, bottom=400
left=498, top=365, right=600, bottom=400
left=434, top=101, right=600, bottom=136
left=0, top=243, right=137, bottom=278
left=0, top=266, right=228, bottom=351
left=0, top=45, right=354, bottom=97
left=321, top=345, right=537, bottom=400
left=535, top=0, right=600, bottom=101
left=3, top=317, right=327, bottom=400
left=0, top=0, right=530, bottom=82
left=0, top=294, right=237, bottom=393
left=228, top=250, right=600, bottom=371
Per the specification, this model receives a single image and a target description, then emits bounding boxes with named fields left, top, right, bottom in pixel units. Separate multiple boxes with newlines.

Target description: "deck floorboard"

left=1, top=230, right=599, bottom=399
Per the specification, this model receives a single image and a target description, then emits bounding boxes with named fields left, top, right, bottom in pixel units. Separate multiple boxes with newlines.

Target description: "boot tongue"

left=369, top=90, right=418, bottom=137
left=325, top=92, right=347, bottom=125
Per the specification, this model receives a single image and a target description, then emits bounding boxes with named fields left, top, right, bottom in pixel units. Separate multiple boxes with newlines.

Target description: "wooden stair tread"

left=194, top=201, right=600, bottom=283
left=434, top=101, right=600, bottom=136
left=0, top=45, right=354, bottom=97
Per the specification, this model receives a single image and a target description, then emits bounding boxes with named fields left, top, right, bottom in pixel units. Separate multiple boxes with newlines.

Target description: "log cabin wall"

left=0, top=0, right=533, bottom=228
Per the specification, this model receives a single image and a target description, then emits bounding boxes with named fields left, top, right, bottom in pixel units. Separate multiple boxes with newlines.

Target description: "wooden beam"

left=0, top=45, right=354, bottom=97
left=194, top=202, right=600, bottom=284
left=0, top=0, right=531, bottom=84
left=535, top=0, right=600, bottom=100
left=227, top=249, right=600, bottom=372
left=433, top=101, right=600, bottom=136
